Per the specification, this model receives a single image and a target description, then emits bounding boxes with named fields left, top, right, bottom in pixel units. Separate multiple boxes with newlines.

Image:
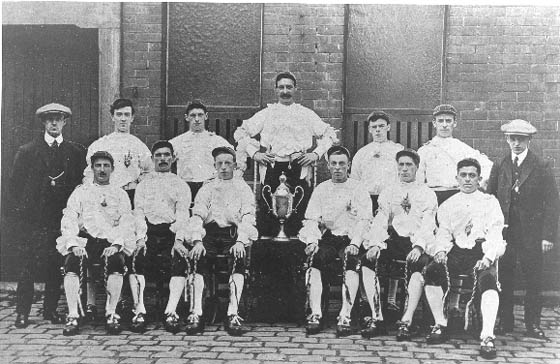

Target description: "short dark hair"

left=396, top=149, right=420, bottom=167
left=212, top=146, right=236, bottom=162
left=457, top=158, right=481, bottom=176
left=151, top=140, right=174, bottom=155
left=275, top=72, right=297, bottom=88
left=185, top=101, right=208, bottom=115
left=110, top=99, right=135, bottom=115
left=327, top=145, right=351, bottom=160
left=367, top=110, right=390, bottom=125
left=90, top=151, right=114, bottom=167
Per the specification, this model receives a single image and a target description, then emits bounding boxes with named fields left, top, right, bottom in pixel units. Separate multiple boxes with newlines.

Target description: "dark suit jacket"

left=10, top=138, right=86, bottom=227
left=487, top=149, right=560, bottom=245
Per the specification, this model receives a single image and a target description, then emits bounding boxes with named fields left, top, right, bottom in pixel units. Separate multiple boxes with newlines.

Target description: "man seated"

left=364, top=149, right=438, bottom=339
left=57, top=151, right=136, bottom=336
left=174, top=146, right=257, bottom=336
left=298, top=146, right=372, bottom=336
left=423, top=158, right=505, bottom=359
left=129, top=140, right=192, bottom=332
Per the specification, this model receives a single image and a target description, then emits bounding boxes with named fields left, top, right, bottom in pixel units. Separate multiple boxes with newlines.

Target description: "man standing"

left=234, top=72, right=337, bottom=236
left=57, top=151, right=136, bottom=336
left=298, top=146, right=372, bottom=336
left=84, top=98, right=152, bottom=203
left=487, top=119, right=559, bottom=339
left=11, top=103, right=86, bottom=328
left=178, top=147, right=257, bottom=336
left=170, top=101, right=234, bottom=198
left=425, top=158, right=505, bottom=359
left=363, top=149, right=438, bottom=339
left=130, top=140, right=192, bottom=333
left=351, top=111, right=404, bottom=213
left=417, top=104, right=493, bottom=204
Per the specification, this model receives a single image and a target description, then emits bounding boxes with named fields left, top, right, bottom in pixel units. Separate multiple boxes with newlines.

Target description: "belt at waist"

left=205, top=222, right=238, bottom=239
left=78, top=231, right=109, bottom=244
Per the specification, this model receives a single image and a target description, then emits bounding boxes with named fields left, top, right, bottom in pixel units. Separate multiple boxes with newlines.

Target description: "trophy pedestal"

left=273, top=221, right=291, bottom=242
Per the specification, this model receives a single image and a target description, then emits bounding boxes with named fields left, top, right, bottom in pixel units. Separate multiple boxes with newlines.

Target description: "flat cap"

left=90, top=151, right=114, bottom=166
left=501, top=119, right=537, bottom=136
left=396, top=148, right=420, bottom=166
left=327, top=145, right=351, bottom=160
left=212, top=146, right=236, bottom=159
left=35, top=103, right=72, bottom=116
left=432, top=104, right=457, bottom=117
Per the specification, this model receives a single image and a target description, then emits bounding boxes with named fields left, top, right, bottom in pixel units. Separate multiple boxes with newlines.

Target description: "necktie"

left=513, top=156, right=518, bottom=168
left=51, top=140, right=59, bottom=149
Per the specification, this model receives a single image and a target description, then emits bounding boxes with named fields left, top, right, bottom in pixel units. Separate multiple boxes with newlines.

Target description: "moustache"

left=159, top=162, right=169, bottom=166
left=280, top=93, right=292, bottom=98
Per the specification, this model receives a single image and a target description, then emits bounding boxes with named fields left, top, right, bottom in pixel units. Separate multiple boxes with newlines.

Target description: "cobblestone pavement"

left=1, top=291, right=559, bottom=364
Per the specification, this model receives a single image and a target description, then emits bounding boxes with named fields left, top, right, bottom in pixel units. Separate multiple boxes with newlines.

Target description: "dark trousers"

left=500, top=216, right=543, bottom=329
left=259, top=161, right=311, bottom=238
left=16, top=227, right=63, bottom=316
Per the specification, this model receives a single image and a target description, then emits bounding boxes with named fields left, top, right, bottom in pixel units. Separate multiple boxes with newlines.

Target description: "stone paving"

left=1, top=291, right=559, bottom=364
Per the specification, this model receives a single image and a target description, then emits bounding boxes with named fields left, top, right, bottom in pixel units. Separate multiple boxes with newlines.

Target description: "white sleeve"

left=298, top=185, right=323, bottom=245
left=481, top=196, right=506, bottom=263
left=56, top=188, right=87, bottom=255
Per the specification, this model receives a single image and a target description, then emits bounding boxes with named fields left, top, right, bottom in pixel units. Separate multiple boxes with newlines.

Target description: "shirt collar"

left=44, top=132, right=63, bottom=146
left=512, top=148, right=528, bottom=165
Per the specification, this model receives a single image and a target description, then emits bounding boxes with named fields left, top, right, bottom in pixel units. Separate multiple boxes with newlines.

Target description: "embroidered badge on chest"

left=101, top=195, right=108, bottom=207
left=124, top=150, right=132, bottom=167
left=400, top=194, right=411, bottom=214
left=465, top=219, right=473, bottom=236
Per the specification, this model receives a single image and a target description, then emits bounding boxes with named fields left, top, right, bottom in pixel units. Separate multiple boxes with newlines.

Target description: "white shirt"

left=56, top=182, right=136, bottom=256
left=134, top=172, right=192, bottom=242
left=511, top=148, right=528, bottom=166
left=351, top=140, right=404, bottom=195
left=298, top=178, right=372, bottom=246
left=365, top=181, right=437, bottom=253
left=417, top=136, right=493, bottom=191
left=435, top=190, right=505, bottom=262
left=188, top=178, right=257, bottom=246
left=84, top=132, right=153, bottom=189
left=170, top=130, right=233, bottom=183
left=44, top=132, right=63, bottom=147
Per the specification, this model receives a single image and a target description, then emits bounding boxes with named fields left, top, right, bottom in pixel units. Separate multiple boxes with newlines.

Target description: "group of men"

left=9, top=72, right=558, bottom=360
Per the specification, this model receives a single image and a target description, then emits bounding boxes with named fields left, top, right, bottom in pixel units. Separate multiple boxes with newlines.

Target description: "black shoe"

left=14, top=313, right=29, bottom=328
left=105, top=313, right=122, bottom=335
left=526, top=325, right=548, bottom=340
left=361, top=316, right=378, bottom=338
left=63, top=317, right=79, bottom=336
left=185, top=313, right=204, bottom=335
left=130, top=312, right=147, bottom=333
left=84, top=304, right=97, bottom=322
left=43, top=311, right=64, bottom=324
left=336, top=316, right=352, bottom=337
left=225, top=314, right=246, bottom=336
left=396, top=320, right=411, bottom=341
left=164, top=313, right=180, bottom=334
left=426, top=324, right=448, bottom=344
left=305, top=314, right=322, bottom=335
left=480, top=336, right=497, bottom=359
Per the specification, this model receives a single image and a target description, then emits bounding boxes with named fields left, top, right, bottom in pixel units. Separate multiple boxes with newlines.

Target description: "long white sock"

left=387, top=279, right=398, bottom=306
left=192, top=274, right=204, bottom=316
left=87, top=269, right=96, bottom=306
left=129, top=274, right=146, bottom=314
left=307, top=268, right=323, bottom=317
left=165, top=276, right=186, bottom=315
left=362, top=266, right=382, bottom=320
left=227, top=273, right=244, bottom=316
left=401, top=272, right=424, bottom=323
left=339, top=270, right=359, bottom=318
left=425, top=285, right=447, bottom=326
left=105, top=274, right=123, bottom=315
left=64, top=274, right=80, bottom=318
left=480, top=290, right=499, bottom=339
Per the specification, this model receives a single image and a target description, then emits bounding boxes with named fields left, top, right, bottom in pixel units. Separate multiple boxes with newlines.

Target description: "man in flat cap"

left=170, top=101, right=234, bottom=199
left=351, top=111, right=404, bottom=214
left=418, top=104, right=493, bottom=205
left=175, top=146, right=257, bottom=336
left=84, top=98, right=152, bottom=204
left=234, top=72, right=337, bottom=237
left=10, top=103, right=86, bottom=328
left=57, top=151, right=136, bottom=336
left=298, top=146, right=372, bottom=336
left=487, top=119, right=559, bottom=339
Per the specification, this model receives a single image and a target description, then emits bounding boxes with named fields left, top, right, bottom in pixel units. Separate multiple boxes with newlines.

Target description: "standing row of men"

left=9, top=72, right=558, bottom=359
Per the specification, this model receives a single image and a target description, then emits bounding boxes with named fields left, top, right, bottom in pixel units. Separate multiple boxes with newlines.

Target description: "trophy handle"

left=261, top=185, right=273, bottom=213
left=292, top=185, right=305, bottom=213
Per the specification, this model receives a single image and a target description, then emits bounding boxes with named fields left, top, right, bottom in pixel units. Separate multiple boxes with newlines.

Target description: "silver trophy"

left=262, top=172, right=304, bottom=241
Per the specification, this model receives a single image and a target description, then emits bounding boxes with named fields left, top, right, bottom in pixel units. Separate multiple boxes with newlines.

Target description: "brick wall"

left=446, top=6, right=560, bottom=184
left=121, top=2, right=165, bottom=147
